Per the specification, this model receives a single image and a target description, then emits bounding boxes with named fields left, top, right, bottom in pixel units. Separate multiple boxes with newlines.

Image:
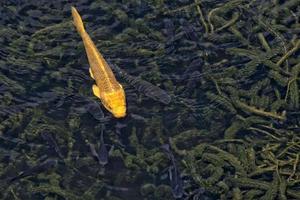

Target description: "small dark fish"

left=179, top=18, right=198, bottom=42
left=115, top=122, right=127, bottom=135
left=182, top=58, right=203, bottom=79
left=130, top=113, right=147, bottom=123
left=37, top=91, right=59, bottom=102
left=161, top=144, right=184, bottom=198
left=113, top=123, right=127, bottom=147
left=41, top=132, right=63, bottom=158
left=105, top=184, right=130, bottom=192
left=168, top=166, right=184, bottom=198
left=53, top=96, right=67, bottom=108
left=184, top=71, right=202, bottom=95
left=98, top=127, right=108, bottom=166
left=89, top=143, right=101, bottom=162
left=163, top=18, right=175, bottom=39
left=110, top=62, right=171, bottom=105
left=89, top=125, right=108, bottom=166
left=184, top=188, right=206, bottom=200
left=0, top=103, right=30, bottom=117
left=0, top=135, right=26, bottom=145
left=72, top=106, right=87, bottom=115
left=24, top=102, right=40, bottom=107
left=0, top=84, right=8, bottom=92
left=85, top=100, right=109, bottom=122
left=8, top=159, right=57, bottom=183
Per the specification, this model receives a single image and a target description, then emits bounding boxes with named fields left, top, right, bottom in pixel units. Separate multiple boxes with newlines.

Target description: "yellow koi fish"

left=71, top=7, right=126, bottom=118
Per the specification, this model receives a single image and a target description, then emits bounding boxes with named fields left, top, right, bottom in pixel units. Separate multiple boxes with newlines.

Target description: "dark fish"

left=130, top=113, right=147, bottom=123
left=179, top=18, right=198, bottom=42
left=161, top=143, right=181, bottom=164
left=98, top=127, right=108, bottom=166
left=163, top=18, right=176, bottom=53
left=109, top=62, right=171, bottom=105
left=115, top=122, right=127, bottom=135
left=168, top=166, right=184, bottom=198
left=161, top=144, right=184, bottom=198
left=182, top=58, right=203, bottom=79
left=41, top=132, right=63, bottom=158
left=184, top=188, right=206, bottom=200
left=163, top=18, right=175, bottom=39
left=37, top=91, right=59, bottom=102
left=184, top=71, right=202, bottom=95
left=105, top=184, right=130, bottom=191
left=89, top=125, right=108, bottom=166
left=86, top=100, right=110, bottom=122
left=112, top=123, right=127, bottom=148
left=53, top=96, right=68, bottom=108
left=0, top=102, right=35, bottom=117
left=8, top=159, right=57, bottom=183
left=0, top=84, right=8, bottom=92
left=0, top=135, right=26, bottom=145
left=89, top=143, right=101, bottom=162
left=133, top=1, right=151, bottom=17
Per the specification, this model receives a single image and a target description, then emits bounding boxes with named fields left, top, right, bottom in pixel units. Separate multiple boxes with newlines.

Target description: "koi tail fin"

left=71, top=6, right=85, bottom=35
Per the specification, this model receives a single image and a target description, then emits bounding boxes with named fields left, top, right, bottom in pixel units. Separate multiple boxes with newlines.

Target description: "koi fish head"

left=102, top=88, right=126, bottom=118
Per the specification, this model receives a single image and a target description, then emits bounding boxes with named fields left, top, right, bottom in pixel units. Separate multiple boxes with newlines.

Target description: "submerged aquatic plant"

left=0, top=0, right=300, bottom=199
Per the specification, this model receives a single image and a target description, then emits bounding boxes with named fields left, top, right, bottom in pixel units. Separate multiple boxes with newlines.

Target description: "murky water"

left=1, top=0, right=300, bottom=199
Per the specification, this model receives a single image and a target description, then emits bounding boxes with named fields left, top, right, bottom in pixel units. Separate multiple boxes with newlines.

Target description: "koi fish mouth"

left=112, top=107, right=126, bottom=118
left=113, top=112, right=126, bottom=118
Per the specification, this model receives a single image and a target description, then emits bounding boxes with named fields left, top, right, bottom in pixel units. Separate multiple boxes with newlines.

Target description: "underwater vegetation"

left=0, top=0, right=300, bottom=199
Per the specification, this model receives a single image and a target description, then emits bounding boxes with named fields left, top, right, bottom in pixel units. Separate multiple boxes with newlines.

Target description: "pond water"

left=1, top=0, right=300, bottom=199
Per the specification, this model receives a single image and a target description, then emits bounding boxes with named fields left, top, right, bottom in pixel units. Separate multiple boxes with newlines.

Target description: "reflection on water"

left=1, top=0, right=300, bottom=199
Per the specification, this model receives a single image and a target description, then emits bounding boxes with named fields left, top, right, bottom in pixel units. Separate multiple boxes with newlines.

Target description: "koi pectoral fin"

left=89, top=68, right=94, bottom=79
left=92, top=84, right=101, bottom=98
